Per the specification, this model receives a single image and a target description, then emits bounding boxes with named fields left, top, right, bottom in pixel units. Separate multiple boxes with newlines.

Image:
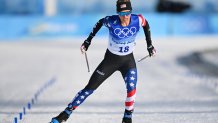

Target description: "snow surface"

left=0, top=36, right=218, bottom=123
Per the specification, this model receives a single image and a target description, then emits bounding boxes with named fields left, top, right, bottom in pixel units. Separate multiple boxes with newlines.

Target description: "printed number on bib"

left=119, top=46, right=129, bottom=53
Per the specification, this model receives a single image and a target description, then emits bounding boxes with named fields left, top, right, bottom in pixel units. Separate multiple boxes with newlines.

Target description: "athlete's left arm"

left=138, top=15, right=156, bottom=56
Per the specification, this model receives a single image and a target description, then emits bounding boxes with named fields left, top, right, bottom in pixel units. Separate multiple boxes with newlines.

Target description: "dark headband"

left=116, top=2, right=132, bottom=12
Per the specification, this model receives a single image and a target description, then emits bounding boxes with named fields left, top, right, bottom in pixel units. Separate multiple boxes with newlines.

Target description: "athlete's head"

left=116, top=0, right=132, bottom=16
left=116, top=0, right=132, bottom=22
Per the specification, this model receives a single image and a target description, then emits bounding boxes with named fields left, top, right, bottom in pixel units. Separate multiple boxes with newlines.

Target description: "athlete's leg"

left=121, top=68, right=137, bottom=115
left=119, top=56, right=137, bottom=123
left=51, top=51, right=119, bottom=123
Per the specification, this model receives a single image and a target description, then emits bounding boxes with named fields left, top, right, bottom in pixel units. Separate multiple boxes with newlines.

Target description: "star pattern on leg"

left=130, top=76, right=135, bottom=81
left=130, top=82, right=135, bottom=87
left=80, top=95, right=85, bottom=99
left=131, top=71, right=136, bottom=74
left=85, top=92, right=89, bottom=95
left=76, top=100, right=81, bottom=104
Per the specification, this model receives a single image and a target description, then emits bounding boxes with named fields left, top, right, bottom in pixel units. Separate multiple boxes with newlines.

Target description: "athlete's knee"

left=84, top=82, right=99, bottom=90
left=83, top=77, right=106, bottom=93
left=124, top=68, right=137, bottom=81
left=124, top=68, right=137, bottom=91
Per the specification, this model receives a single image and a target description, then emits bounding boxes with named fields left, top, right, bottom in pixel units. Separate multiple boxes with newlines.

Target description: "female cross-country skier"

left=50, top=0, right=156, bottom=123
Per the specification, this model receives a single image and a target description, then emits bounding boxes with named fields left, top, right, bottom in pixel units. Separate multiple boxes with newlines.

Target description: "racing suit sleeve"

left=142, top=20, right=152, bottom=47
left=138, top=14, right=156, bottom=56
left=81, top=18, right=104, bottom=51
left=86, top=18, right=104, bottom=42
left=138, top=14, right=152, bottom=47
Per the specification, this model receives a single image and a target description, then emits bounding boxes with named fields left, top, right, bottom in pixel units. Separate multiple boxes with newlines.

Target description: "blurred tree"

left=156, top=0, right=191, bottom=13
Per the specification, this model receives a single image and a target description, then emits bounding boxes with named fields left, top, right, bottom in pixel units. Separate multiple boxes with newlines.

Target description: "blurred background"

left=0, top=0, right=218, bottom=39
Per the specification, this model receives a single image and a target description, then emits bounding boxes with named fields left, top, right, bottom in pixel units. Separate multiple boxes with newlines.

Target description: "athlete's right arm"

left=81, top=18, right=104, bottom=53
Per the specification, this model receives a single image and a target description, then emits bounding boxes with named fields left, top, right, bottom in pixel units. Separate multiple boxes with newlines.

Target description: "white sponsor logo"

left=96, top=70, right=105, bottom=76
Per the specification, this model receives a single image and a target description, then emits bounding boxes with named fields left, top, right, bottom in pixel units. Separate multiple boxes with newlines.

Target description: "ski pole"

left=137, top=55, right=150, bottom=62
left=84, top=52, right=91, bottom=73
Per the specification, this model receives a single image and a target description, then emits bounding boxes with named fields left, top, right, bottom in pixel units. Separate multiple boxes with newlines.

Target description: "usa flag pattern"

left=124, top=68, right=137, bottom=111
left=67, top=89, right=94, bottom=110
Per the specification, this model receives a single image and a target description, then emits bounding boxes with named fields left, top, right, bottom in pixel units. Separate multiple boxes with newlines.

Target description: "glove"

left=81, top=39, right=91, bottom=51
left=147, top=45, right=156, bottom=57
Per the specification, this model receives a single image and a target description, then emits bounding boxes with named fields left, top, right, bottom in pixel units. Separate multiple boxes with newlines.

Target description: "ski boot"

left=50, top=109, right=71, bottom=123
left=122, top=109, right=133, bottom=123
left=122, top=117, right=132, bottom=123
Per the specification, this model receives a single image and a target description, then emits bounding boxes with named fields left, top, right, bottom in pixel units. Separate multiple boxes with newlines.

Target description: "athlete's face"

left=118, top=10, right=131, bottom=24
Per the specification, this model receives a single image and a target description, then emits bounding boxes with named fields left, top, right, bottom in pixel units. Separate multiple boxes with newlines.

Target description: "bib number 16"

left=119, top=46, right=129, bottom=53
